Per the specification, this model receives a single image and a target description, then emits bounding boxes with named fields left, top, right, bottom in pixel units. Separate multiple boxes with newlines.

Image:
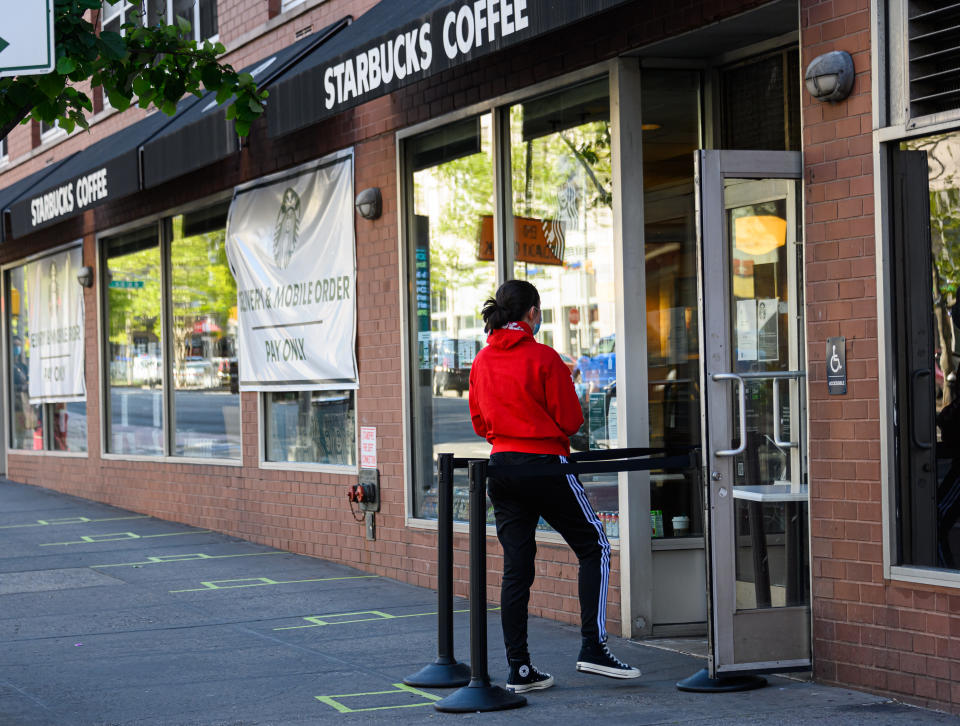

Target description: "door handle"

left=772, top=378, right=798, bottom=448
left=911, top=368, right=933, bottom=450
left=712, top=373, right=746, bottom=456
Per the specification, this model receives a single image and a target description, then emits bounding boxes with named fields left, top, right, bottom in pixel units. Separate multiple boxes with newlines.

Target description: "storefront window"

left=405, top=114, right=496, bottom=520
left=509, top=78, right=620, bottom=533
left=6, top=252, right=88, bottom=453
left=642, top=69, right=703, bottom=538
left=7, top=265, right=43, bottom=450
left=895, top=132, right=960, bottom=569
left=264, top=391, right=356, bottom=466
left=170, top=205, right=240, bottom=459
left=104, top=226, right=164, bottom=455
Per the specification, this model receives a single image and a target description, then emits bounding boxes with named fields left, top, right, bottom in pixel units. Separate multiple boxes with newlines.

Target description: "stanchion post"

left=404, top=453, right=471, bottom=688
left=434, top=459, right=526, bottom=712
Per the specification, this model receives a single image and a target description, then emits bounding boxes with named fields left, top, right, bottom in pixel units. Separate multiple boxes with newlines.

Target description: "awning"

left=141, top=17, right=350, bottom=189
left=5, top=99, right=202, bottom=240
left=0, top=153, right=78, bottom=242
left=267, top=0, right=633, bottom=138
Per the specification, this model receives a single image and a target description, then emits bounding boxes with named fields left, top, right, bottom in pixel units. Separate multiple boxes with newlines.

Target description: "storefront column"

left=611, top=57, right=653, bottom=638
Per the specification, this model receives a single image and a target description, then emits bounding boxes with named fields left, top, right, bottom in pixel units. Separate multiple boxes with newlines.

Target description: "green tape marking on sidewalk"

left=40, top=529, right=211, bottom=546
left=0, top=515, right=148, bottom=529
left=92, top=551, right=285, bottom=568
left=274, top=606, right=497, bottom=630
left=170, top=574, right=377, bottom=593
left=316, top=683, right=440, bottom=713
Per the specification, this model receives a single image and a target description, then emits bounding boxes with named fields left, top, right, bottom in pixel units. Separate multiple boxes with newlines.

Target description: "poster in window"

left=736, top=299, right=758, bottom=361
left=757, top=297, right=779, bottom=361
left=27, top=246, right=85, bottom=403
left=225, top=152, right=357, bottom=391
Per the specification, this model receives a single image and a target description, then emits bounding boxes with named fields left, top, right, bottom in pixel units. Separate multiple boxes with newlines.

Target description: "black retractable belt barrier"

left=404, top=453, right=471, bottom=688
left=432, top=447, right=699, bottom=712
left=486, top=448, right=697, bottom=479
left=434, top=459, right=527, bottom=713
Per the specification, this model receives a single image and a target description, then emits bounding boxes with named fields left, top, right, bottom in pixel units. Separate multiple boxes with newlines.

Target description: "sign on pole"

left=0, top=2, right=55, bottom=78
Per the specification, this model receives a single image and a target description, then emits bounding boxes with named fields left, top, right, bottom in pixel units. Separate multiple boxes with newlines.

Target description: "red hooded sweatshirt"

left=468, top=321, right=584, bottom=456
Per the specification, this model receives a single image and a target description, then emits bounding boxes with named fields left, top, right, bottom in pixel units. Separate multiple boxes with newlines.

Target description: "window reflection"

left=510, top=78, right=620, bottom=531
left=900, top=132, right=960, bottom=569
left=643, top=69, right=703, bottom=538
left=265, top=390, right=356, bottom=466
left=407, top=114, right=496, bottom=520
left=7, top=259, right=88, bottom=453
left=104, top=226, right=164, bottom=456
left=170, top=204, right=240, bottom=459
left=7, top=266, right=43, bottom=450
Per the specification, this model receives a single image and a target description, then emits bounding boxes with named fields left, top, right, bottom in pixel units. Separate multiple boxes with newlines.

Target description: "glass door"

left=696, top=150, right=810, bottom=675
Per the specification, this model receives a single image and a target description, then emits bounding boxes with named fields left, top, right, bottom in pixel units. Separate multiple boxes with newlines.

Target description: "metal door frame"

left=695, top=149, right=810, bottom=675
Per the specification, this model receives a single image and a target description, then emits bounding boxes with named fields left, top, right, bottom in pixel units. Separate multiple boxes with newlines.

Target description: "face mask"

left=532, top=308, right=541, bottom=336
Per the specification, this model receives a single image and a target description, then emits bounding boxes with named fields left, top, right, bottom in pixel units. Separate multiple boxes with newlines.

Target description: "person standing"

left=468, top=279, right=640, bottom=694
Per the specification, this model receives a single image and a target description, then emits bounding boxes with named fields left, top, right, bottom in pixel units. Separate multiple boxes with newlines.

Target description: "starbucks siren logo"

left=273, top=187, right=302, bottom=269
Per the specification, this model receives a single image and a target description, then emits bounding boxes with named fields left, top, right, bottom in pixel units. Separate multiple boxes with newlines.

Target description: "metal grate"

left=909, top=1, right=960, bottom=118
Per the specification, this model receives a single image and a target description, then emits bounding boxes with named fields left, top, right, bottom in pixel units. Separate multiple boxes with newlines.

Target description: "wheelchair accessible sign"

left=827, top=336, right=846, bottom=395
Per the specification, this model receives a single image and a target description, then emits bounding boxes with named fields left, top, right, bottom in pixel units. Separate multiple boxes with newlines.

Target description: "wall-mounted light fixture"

left=77, top=265, right=94, bottom=288
left=355, top=187, right=382, bottom=220
left=804, top=50, right=855, bottom=103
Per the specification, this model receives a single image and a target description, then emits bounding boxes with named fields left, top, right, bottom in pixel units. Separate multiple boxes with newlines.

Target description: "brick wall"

left=802, top=0, right=960, bottom=715
left=3, top=0, right=775, bottom=646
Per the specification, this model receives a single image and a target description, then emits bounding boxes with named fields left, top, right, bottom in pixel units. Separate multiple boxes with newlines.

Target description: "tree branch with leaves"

left=0, top=0, right=266, bottom=142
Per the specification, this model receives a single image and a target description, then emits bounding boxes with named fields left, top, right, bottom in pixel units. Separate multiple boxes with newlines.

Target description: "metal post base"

left=433, top=680, right=527, bottom=713
left=676, top=668, right=767, bottom=693
left=403, top=660, right=471, bottom=688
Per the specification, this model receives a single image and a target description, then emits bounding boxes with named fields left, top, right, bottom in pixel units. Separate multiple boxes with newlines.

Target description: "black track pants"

left=487, top=451, right=611, bottom=664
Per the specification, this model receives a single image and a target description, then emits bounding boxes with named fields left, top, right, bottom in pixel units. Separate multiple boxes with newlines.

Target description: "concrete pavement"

left=0, top=478, right=956, bottom=725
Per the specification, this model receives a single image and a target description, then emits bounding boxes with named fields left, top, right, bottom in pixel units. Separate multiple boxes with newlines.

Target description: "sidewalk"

left=0, top=478, right=956, bottom=726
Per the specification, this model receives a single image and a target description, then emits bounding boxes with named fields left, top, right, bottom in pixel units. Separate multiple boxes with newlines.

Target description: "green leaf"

left=247, top=98, right=262, bottom=114
left=235, top=119, right=251, bottom=137
left=56, top=56, right=77, bottom=75
left=35, top=73, right=66, bottom=100
left=99, top=31, right=128, bottom=61
left=176, top=15, right=192, bottom=34
left=132, top=76, right=152, bottom=98
left=163, top=78, right=185, bottom=102
left=200, top=64, right=221, bottom=91
left=105, top=88, right=131, bottom=111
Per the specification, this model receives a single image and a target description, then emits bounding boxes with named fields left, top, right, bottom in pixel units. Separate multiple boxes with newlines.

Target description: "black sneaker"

left=506, top=662, right=555, bottom=693
left=576, top=640, right=641, bottom=679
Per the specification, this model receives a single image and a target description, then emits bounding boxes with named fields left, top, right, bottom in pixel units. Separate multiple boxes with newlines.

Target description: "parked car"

left=578, top=335, right=616, bottom=390
left=181, top=357, right=217, bottom=389
left=432, top=337, right=480, bottom=397
left=217, top=357, right=239, bottom=393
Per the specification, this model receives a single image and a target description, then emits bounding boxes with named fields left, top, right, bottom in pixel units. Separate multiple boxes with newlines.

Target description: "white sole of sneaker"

left=506, top=675, right=555, bottom=693
left=576, top=662, right=641, bottom=679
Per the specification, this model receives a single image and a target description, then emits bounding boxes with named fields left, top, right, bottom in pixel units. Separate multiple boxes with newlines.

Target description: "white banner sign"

left=226, top=154, right=357, bottom=391
left=27, top=247, right=86, bottom=403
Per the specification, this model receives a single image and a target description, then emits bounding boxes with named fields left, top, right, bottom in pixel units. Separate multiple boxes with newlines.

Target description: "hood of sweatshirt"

left=486, top=321, right=533, bottom=350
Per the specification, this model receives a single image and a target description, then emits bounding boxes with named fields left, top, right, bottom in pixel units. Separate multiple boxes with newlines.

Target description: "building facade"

left=1, top=0, right=959, bottom=714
